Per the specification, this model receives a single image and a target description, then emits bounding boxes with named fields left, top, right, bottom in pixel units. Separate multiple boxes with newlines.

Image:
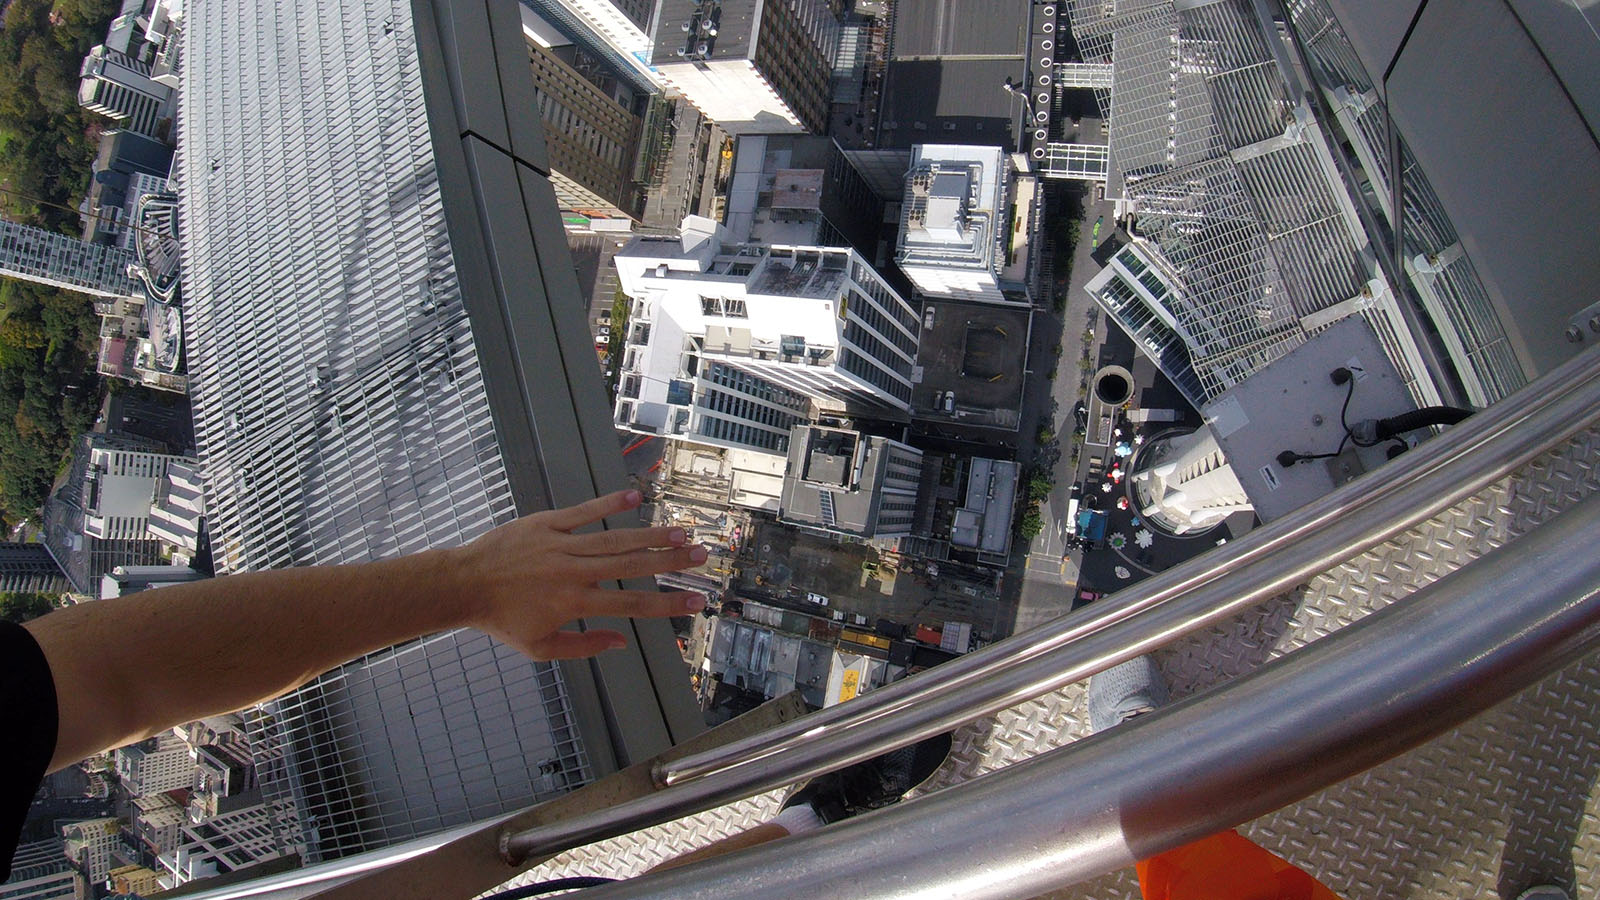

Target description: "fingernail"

left=689, top=545, right=708, bottom=563
left=606, top=636, right=627, bottom=650
left=624, top=490, right=642, bottom=506
left=682, top=593, right=707, bottom=612
left=668, top=527, right=686, bottom=544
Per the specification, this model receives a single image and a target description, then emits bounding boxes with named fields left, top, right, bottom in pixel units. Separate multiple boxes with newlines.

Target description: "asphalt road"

left=1008, top=186, right=1118, bottom=635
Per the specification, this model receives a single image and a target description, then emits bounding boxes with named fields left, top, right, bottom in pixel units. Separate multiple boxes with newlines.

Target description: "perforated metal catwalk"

left=500, top=424, right=1600, bottom=898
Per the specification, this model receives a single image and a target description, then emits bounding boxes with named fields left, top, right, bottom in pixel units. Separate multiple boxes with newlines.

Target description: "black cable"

left=1372, top=405, right=1473, bottom=442
left=480, top=877, right=617, bottom=899
left=1336, top=372, right=1367, bottom=445
left=1278, top=375, right=1356, bottom=466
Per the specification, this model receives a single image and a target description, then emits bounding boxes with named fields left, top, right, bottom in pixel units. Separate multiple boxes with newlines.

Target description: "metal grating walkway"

left=504, top=424, right=1600, bottom=898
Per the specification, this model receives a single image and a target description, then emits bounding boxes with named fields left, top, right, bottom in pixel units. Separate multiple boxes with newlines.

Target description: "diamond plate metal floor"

left=496, top=425, right=1600, bottom=898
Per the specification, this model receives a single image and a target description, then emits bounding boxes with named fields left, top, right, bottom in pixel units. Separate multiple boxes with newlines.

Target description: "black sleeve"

left=1, top=620, right=58, bottom=882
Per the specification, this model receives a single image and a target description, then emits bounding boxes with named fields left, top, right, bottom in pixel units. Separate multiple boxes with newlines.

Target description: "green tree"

left=0, top=591, right=56, bottom=624
left=1018, top=504, right=1044, bottom=541
left=0, top=0, right=120, bottom=523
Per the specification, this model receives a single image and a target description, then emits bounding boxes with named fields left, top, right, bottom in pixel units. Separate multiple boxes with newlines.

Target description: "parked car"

left=805, top=592, right=830, bottom=606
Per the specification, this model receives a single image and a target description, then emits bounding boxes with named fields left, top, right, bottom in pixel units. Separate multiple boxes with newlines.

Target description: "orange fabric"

left=1136, top=830, right=1345, bottom=900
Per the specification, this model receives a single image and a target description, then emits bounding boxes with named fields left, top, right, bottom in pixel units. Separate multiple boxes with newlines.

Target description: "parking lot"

left=733, top=517, right=1009, bottom=640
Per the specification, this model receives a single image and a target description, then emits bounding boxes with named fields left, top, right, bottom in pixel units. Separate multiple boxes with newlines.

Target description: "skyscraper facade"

left=1067, top=0, right=1445, bottom=408
left=178, top=0, right=698, bottom=864
left=612, top=220, right=921, bottom=456
left=78, top=45, right=174, bottom=140
left=526, top=37, right=646, bottom=219
left=0, top=543, right=68, bottom=595
left=0, top=840, right=77, bottom=900
left=0, top=219, right=138, bottom=299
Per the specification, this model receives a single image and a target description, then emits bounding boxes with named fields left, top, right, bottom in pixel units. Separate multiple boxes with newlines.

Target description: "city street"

left=1005, top=182, right=1118, bottom=635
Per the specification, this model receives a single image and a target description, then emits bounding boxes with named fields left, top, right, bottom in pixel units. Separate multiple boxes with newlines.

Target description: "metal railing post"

left=580, top=492, right=1600, bottom=899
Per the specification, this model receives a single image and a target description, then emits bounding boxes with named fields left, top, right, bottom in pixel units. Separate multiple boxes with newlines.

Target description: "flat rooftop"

left=877, top=58, right=1024, bottom=150
left=912, top=300, right=1030, bottom=430
left=652, top=0, right=757, bottom=62
left=890, top=0, right=1029, bottom=59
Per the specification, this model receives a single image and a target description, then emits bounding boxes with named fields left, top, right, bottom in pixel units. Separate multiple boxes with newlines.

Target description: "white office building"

left=83, top=445, right=193, bottom=542
left=116, top=734, right=195, bottom=796
left=60, top=818, right=122, bottom=884
left=78, top=45, right=174, bottom=139
left=613, top=218, right=921, bottom=455
left=0, top=219, right=139, bottom=299
left=1, top=840, right=78, bottom=900
left=158, top=801, right=292, bottom=888
left=146, top=460, right=205, bottom=552
left=895, top=144, right=1013, bottom=305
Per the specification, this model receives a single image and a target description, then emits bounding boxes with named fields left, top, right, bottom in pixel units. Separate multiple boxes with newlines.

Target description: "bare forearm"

left=27, top=549, right=471, bottom=771
left=23, top=490, right=705, bottom=774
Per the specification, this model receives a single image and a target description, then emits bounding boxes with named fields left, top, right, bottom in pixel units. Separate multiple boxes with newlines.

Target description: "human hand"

left=452, top=489, right=708, bottom=660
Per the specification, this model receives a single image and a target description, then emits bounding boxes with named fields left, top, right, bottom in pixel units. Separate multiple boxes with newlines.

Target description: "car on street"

left=806, top=592, right=830, bottom=606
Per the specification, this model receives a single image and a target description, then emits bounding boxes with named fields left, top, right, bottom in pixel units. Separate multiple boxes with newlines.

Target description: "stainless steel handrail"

left=578, top=492, right=1600, bottom=899
left=499, top=343, right=1600, bottom=864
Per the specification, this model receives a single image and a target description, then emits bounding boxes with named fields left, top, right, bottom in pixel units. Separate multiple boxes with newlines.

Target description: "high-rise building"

left=895, top=144, right=1014, bottom=304
left=78, top=45, right=174, bottom=140
left=1069, top=0, right=1444, bottom=409
left=115, top=735, right=193, bottom=796
left=42, top=434, right=167, bottom=595
left=131, top=793, right=186, bottom=856
left=80, top=131, right=173, bottom=248
left=178, top=0, right=699, bottom=865
left=158, top=801, right=293, bottom=888
left=60, top=818, right=122, bottom=884
left=1278, top=0, right=1595, bottom=400
left=526, top=37, right=646, bottom=219
left=0, top=219, right=138, bottom=299
left=0, top=543, right=68, bottom=595
left=0, top=840, right=77, bottom=900
left=612, top=219, right=921, bottom=454
left=145, top=461, right=204, bottom=553
left=721, top=133, right=889, bottom=254
left=649, top=0, right=839, bottom=134
left=82, top=445, right=193, bottom=542
left=777, top=425, right=923, bottom=538
left=519, top=0, right=664, bottom=93
left=108, top=864, right=165, bottom=896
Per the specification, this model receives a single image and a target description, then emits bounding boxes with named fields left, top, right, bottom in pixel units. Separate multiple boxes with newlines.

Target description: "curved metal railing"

left=578, top=491, right=1600, bottom=898
left=499, top=342, right=1600, bottom=864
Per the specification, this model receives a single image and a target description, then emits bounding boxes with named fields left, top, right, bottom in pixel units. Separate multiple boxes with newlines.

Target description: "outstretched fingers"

left=542, top=489, right=642, bottom=532
left=581, top=589, right=706, bottom=620
left=579, top=544, right=708, bottom=582
left=567, top=525, right=688, bottom=557
left=532, top=629, right=629, bottom=660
